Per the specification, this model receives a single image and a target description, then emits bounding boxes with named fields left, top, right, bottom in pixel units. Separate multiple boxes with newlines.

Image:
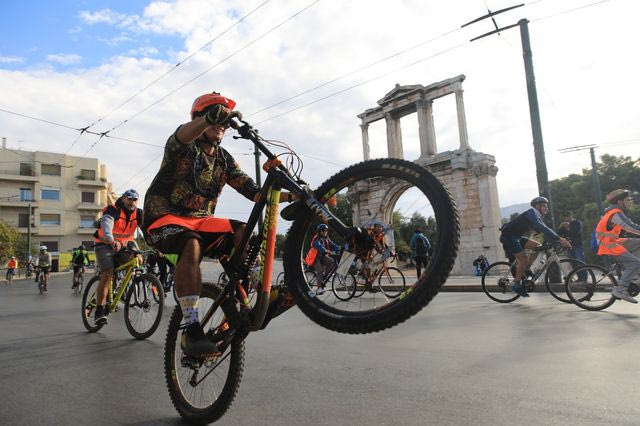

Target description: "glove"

left=204, top=104, right=232, bottom=126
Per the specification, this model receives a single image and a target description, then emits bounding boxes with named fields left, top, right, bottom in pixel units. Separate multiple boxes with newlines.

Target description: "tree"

left=0, top=220, right=21, bottom=263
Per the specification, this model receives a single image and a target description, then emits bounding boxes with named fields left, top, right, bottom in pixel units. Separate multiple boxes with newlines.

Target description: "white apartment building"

left=0, top=139, right=113, bottom=271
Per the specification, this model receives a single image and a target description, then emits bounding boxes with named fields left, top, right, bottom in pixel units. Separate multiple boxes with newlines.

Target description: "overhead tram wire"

left=83, top=0, right=272, bottom=131
left=99, top=0, right=321, bottom=137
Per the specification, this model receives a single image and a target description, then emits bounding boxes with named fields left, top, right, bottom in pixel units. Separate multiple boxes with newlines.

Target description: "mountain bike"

left=564, top=260, right=639, bottom=311
left=72, top=266, right=85, bottom=295
left=481, top=242, right=583, bottom=303
left=81, top=245, right=164, bottom=339
left=163, top=116, right=459, bottom=423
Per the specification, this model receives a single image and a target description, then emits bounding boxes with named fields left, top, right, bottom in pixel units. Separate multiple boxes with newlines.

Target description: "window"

left=80, top=215, right=96, bottom=228
left=41, top=188, right=60, bottom=201
left=20, top=163, right=34, bottom=176
left=81, top=191, right=95, bottom=203
left=20, top=188, right=33, bottom=201
left=40, top=214, right=61, bottom=226
left=81, top=240, right=94, bottom=251
left=41, top=163, right=61, bottom=176
left=79, top=169, right=96, bottom=180
left=41, top=241, right=59, bottom=252
left=18, top=213, right=29, bottom=227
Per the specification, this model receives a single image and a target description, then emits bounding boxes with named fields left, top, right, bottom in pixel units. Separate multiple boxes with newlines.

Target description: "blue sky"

left=0, top=1, right=182, bottom=69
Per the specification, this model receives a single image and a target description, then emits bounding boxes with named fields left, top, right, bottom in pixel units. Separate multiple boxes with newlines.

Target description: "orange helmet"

left=190, top=92, right=236, bottom=119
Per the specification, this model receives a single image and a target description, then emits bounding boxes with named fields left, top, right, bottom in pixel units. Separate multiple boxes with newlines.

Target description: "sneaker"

left=611, top=286, right=638, bottom=304
left=94, top=306, right=108, bottom=325
left=512, top=282, right=529, bottom=297
left=181, top=322, right=220, bottom=357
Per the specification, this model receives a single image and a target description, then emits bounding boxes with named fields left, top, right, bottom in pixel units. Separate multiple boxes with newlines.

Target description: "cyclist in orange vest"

left=6, top=256, right=18, bottom=281
left=305, top=224, right=340, bottom=294
left=93, top=189, right=142, bottom=325
left=595, top=189, right=640, bottom=303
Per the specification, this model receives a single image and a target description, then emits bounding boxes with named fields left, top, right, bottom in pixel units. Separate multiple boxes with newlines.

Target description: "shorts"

left=38, top=266, right=50, bottom=274
left=73, top=265, right=84, bottom=273
left=146, top=214, right=243, bottom=259
left=500, top=234, right=531, bottom=255
left=95, top=244, right=133, bottom=271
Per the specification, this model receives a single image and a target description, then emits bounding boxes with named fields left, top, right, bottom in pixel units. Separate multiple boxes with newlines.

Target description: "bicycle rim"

left=331, top=273, right=356, bottom=301
left=124, top=273, right=164, bottom=339
left=284, top=158, right=459, bottom=334
left=544, top=258, right=582, bottom=303
left=378, top=267, right=406, bottom=299
left=164, top=283, right=244, bottom=423
left=566, top=264, right=617, bottom=311
left=482, top=262, right=520, bottom=303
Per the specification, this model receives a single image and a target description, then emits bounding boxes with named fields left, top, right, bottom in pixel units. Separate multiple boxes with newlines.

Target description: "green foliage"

left=0, top=220, right=21, bottom=263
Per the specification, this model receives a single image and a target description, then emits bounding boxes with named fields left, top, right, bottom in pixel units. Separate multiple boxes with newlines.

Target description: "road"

left=1, top=272, right=640, bottom=425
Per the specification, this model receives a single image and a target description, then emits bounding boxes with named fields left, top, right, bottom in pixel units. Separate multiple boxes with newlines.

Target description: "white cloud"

left=127, top=46, right=159, bottom=57
left=1, top=0, right=639, bottom=214
left=0, top=55, right=24, bottom=64
left=46, top=53, right=82, bottom=65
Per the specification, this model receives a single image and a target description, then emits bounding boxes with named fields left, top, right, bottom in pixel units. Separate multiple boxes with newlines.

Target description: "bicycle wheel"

left=276, top=271, right=286, bottom=286
left=164, top=283, right=244, bottom=424
left=565, top=264, right=617, bottom=311
left=283, top=158, right=459, bottom=334
left=331, top=273, right=356, bottom=301
left=544, top=258, right=584, bottom=303
left=124, top=273, right=164, bottom=340
left=377, top=267, right=406, bottom=299
left=77, top=274, right=84, bottom=294
left=481, top=261, right=520, bottom=303
left=218, top=272, right=228, bottom=286
left=81, top=276, right=104, bottom=332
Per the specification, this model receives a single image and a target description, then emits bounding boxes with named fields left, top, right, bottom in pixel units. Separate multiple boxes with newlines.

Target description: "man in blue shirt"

left=410, top=229, right=431, bottom=278
left=500, top=196, right=571, bottom=297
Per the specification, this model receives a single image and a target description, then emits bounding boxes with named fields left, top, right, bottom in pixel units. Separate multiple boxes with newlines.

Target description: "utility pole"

left=27, top=203, right=32, bottom=260
left=558, top=144, right=604, bottom=216
left=463, top=4, right=555, bottom=227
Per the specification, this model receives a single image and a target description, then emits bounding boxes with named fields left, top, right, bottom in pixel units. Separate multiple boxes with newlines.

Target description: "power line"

left=532, top=0, right=612, bottom=22
left=101, top=0, right=321, bottom=136
left=84, top=0, right=272, bottom=131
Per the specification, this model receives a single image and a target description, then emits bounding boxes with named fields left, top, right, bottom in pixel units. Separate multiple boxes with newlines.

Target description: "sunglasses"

left=127, top=197, right=138, bottom=201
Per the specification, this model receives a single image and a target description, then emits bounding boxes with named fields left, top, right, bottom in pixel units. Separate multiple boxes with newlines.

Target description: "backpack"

left=415, top=235, right=429, bottom=256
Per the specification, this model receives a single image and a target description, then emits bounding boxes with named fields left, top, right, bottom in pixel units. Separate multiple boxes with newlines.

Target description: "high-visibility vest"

left=7, top=259, right=17, bottom=269
left=305, top=235, right=330, bottom=266
left=595, top=208, right=627, bottom=256
left=95, top=206, right=139, bottom=245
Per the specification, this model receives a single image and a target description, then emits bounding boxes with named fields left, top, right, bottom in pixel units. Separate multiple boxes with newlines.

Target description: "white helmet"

left=39, top=245, right=47, bottom=250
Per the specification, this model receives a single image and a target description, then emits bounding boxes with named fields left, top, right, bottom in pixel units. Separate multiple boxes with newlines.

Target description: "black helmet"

left=607, top=189, right=630, bottom=204
left=530, top=196, right=549, bottom=207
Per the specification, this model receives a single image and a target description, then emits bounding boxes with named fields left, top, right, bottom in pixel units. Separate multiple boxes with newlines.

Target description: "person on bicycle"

left=410, top=229, right=430, bottom=278
left=93, top=189, right=143, bottom=325
left=595, top=189, right=640, bottom=303
left=143, top=91, right=295, bottom=357
left=304, top=223, right=340, bottom=294
left=499, top=196, right=572, bottom=297
left=146, top=250, right=169, bottom=291
left=34, top=245, right=52, bottom=291
left=71, top=245, right=89, bottom=289
left=6, top=256, right=18, bottom=281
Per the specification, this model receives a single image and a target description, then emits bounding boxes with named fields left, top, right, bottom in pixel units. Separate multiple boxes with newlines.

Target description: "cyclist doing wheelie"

left=499, top=196, right=571, bottom=297
left=304, top=223, right=340, bottom=295
left=34, top=246, right=52, bottom=292
left=71, top=245, right=89, bottom=289
left=595, top=189, right=640, bottom=303
left=143, top=91, right=295, bottom=358
left=93, top=189, right=143, bottom=326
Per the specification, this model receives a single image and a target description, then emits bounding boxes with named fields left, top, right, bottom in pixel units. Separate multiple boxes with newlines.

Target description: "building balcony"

left=37, top=226, right=64, bottom=236
left=0, top=199, right=37, bottom=208
left=17, top=226, right=39, bottom=234
left=77, top=202, right=104, bottom=211
left=77, top=227, right=97, bottom=235
left=77, top=179, right=107, bottom=188
left=0, top=171, right=38, bottom=182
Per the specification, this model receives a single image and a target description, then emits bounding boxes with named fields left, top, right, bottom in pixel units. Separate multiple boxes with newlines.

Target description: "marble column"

left=385, top=113, right=403, bottom=159
left=417, top=99, right=437, bottom=157
left=455, top=90, right=470, bottom=150
left=360, top=123, right=370, bottom=160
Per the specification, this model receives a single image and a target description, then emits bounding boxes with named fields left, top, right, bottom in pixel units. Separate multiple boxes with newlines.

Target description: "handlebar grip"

left=227, top=111, right=243, bottom=130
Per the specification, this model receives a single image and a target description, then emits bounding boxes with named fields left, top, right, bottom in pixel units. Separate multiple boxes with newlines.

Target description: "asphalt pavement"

left=2, top=271, right=640, bottom=425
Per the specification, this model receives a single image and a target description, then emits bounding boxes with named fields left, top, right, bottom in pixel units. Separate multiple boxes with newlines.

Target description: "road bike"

left=481, top=242, right=583, bottom=303
left=564, top=260, right=639, bottom=311
left=36, top=266, right=48, bottom=295
left=303, top=250, right=357, bottom=301
left=163, top=116, right=459, bottom=423
left=81, top=245, right=164, bottom=339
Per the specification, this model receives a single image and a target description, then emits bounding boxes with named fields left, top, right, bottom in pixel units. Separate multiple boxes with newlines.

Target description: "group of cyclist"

left=498, top=189, right=640, bottom=302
